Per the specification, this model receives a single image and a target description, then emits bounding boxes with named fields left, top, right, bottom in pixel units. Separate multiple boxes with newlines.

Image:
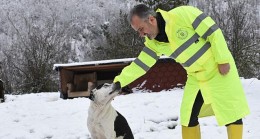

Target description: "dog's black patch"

left=114, top=111, right=134, bottom=139
left=89, top=90, right=94, bottom=101
left=96, top=83, right=105, bottom=90
left=89, top=84, right=104, bottom=100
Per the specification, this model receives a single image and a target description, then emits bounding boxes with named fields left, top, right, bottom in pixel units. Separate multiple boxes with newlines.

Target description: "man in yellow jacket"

left=112, top=4, right=250, bottom=139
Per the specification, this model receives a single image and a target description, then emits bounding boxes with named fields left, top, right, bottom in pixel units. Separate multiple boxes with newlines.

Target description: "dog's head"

left=89, top=83, right=120, bottom=105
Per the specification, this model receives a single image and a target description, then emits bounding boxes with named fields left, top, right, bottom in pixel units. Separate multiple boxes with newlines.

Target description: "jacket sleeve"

left=175, top=6, right=231, bottom=64
left=113, top=43, right=160, bottom=87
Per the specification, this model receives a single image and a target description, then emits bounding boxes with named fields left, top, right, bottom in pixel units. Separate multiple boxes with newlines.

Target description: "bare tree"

left=0, top=0, right=138, bottom=93
left=96, top=0, right=190, bottom=60
left=1, top=12, right=71, bottom=93
left=136, top=0, right=189, bottom=10
left=94, top=10, right=144, bottom=60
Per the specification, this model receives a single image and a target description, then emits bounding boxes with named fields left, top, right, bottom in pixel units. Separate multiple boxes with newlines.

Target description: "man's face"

left=131, top=15, right=158, bottom=40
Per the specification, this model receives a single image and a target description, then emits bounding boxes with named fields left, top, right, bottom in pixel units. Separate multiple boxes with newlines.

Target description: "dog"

left=87, top=83, right=134, bottom=139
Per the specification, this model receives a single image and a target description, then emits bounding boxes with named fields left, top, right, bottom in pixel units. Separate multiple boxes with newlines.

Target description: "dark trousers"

left=188, top=90, right=242, bottom=127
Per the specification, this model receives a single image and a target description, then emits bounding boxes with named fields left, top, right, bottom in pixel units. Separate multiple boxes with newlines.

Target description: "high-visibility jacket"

left=114, top=6, right=250, bottom=126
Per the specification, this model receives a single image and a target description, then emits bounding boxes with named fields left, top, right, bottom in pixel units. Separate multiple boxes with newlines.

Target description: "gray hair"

left=129, top=4, right=156, bottom=23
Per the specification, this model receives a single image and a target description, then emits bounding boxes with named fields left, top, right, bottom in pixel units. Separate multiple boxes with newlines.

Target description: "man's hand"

left=112, top=82, right=121, bottom=91
left=218, top=63, right=230, bottom=75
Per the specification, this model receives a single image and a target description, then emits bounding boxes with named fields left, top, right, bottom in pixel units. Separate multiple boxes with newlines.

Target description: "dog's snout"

left=109, top=91, right=113, bottom=95
left=112, top=82, right=121, bottom=92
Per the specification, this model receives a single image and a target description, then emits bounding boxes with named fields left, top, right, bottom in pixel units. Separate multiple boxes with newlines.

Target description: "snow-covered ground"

left=0, top=78, right=259, bottom=139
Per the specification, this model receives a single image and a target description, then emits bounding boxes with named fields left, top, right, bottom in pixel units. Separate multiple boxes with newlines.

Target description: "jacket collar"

left=155, top=9, right=173, bottom=42
left=154, top=12, right=169, bottom=42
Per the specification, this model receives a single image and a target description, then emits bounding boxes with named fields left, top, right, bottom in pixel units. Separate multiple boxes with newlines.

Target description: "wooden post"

left=0, top=80, right=4, bottom=103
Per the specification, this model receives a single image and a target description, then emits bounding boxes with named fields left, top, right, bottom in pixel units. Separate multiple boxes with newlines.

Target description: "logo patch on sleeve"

left=177, top=28, right=188, bottom=39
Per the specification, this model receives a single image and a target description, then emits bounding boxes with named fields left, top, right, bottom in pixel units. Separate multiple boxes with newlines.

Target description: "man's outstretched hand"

left=218, top=63, right=230, bottom=75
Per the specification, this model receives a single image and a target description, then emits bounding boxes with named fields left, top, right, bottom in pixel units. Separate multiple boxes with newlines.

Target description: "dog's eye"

left=103, top=84, right=109, bottom=87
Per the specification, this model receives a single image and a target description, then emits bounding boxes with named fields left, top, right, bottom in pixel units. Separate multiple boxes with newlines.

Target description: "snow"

left=0, top=78, right=259, bottom=139
left=53, top=58, right=135, bottom=70
left=53, top=56, right=170, bottom=70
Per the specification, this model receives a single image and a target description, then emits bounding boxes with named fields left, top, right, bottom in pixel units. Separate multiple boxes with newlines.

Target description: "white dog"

left=87, top=83, right=134, bottom=139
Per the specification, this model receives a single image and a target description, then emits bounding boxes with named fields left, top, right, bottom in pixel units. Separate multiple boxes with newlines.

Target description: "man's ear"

left=148, top=15, right=156, bottom=25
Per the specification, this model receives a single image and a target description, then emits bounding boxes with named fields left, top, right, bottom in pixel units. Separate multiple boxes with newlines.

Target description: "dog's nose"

left=112, top=82, right=121, bottom=91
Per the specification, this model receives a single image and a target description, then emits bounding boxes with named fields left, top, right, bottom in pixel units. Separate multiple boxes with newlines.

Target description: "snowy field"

left=0, top=78, right=259, bottom=139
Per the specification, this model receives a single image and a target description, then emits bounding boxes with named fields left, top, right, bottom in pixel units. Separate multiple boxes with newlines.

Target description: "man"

left=112, top=4, right=250, bottom=139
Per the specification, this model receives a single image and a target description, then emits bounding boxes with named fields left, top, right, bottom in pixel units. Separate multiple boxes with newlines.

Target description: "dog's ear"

left=96, top=83, right=104, bottom=90
left=89, top=90, right=94, bottom=101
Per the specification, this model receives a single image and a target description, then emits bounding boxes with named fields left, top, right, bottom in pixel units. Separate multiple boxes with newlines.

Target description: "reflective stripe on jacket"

left=114, top=46, right=159, bottom=87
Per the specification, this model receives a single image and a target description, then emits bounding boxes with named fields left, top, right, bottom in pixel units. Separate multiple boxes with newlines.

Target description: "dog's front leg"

left=104, top=131, right=116, bottom=139
left=101, top=122, right=117, bottom=139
